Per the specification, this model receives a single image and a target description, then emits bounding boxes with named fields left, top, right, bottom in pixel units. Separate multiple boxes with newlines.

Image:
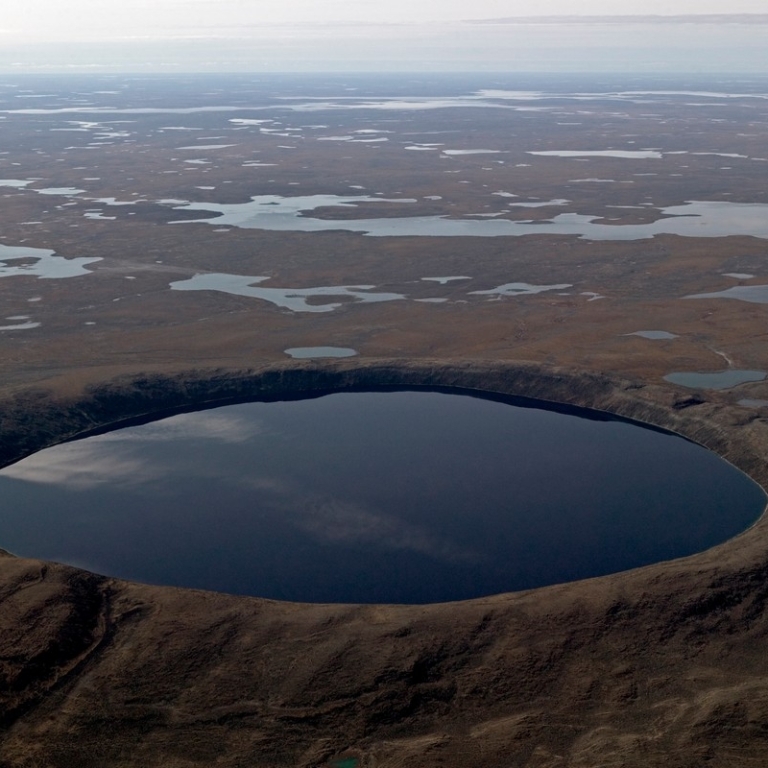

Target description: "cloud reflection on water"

left=1, top=445, right=152, bottom=490
left=243, top=476, right=483, bottom=565
left=0, top=411, right=263, bottom=490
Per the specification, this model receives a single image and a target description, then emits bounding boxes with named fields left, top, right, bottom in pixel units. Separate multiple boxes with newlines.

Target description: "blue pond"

left=0, top=390, right=763, bottom=604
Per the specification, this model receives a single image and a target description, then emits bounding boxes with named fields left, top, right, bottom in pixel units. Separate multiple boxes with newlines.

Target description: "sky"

left=1, top=1, right=767, bottom=73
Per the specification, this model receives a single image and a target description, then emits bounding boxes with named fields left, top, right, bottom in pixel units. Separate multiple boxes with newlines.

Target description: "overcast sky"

left=3, top=0, right=768, bottom=36
left=1, top=1, right=766, bottom=72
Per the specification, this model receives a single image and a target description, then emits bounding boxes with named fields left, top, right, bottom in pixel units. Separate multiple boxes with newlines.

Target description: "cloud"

left=0, top=410, right=261, bottom=489
left=249, top=480, right=484, bottom=565
left=0, top=442, right=153, bottom=490
left=92, top=410, right=262, bottom=445
left=3, top=8, right=767, bottom=72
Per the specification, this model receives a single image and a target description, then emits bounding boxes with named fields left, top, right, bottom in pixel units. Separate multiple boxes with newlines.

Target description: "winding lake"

left=0, top=390, right=763, bottom=604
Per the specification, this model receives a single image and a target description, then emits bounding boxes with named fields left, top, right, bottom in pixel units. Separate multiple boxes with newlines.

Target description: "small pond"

left=284, top=347, right=358, bottom=359
left=0, top=244, right=101, bottom=279
left=664, top=370, right=767, bottom=390
left=625, top=330, right=678, bottom=340
left=0, top=390, right=763, bottom=604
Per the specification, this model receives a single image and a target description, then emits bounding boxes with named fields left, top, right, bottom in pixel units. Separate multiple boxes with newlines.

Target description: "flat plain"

left=2, top=73, right=768, bottom=766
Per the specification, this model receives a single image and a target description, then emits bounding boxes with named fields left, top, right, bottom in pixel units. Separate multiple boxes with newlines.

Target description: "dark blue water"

left=0, top=391, right=763, bottom=603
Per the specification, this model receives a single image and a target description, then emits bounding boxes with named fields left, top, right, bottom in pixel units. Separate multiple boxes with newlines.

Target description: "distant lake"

left=0, top=390, right=763, bottom=604
left=170, top=196, right=768, bottom=241
left=664, top=369, right=766, bottom=390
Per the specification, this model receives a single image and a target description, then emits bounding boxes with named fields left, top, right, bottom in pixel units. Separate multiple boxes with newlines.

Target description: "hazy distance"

left=0, top=1, right=767, bottom=73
